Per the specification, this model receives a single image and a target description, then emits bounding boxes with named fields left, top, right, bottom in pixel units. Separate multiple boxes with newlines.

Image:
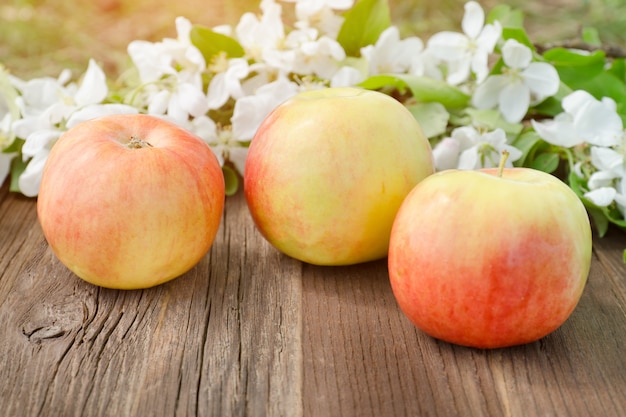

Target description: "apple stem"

left=498, top=150, right=510, bottom=177
left=127, top=136, right=153, bottom=149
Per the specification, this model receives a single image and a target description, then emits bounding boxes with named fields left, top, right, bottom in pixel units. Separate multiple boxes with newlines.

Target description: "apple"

left=244, top=87, right=435, bottom=265
left=388, top=155, right=592, bottom=348
left=37, top=114, right=225, bottom=289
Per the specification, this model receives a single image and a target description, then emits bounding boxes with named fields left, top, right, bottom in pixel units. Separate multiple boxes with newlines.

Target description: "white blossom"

left=426, top=1, right=501, bottom=85
left=231, top=76, right=300, bottom=142
left=583, top=145, right=626, bottom=216
left=473, top=39, right=559, bottom=123
left=207, top=57, right=250, bottom=110
left=361, top=27, right=423, bottom=75
left=532, top=90, right=623, bottom=148
left=236, top=0, right=286, bottom=64
left=283, top=0, right=354, bottom=38
left=432, top=126, right=522, bottom=171
left=285, top=28, right=346, bottom=79
left=10, top=60, right=136, bottom=196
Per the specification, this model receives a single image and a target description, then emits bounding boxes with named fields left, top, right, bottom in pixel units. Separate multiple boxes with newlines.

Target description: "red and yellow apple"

left=388, top=163, right=592, bottom=348
left=37, top=114, right=225, bottom=289
left=244, top=87, right=435, bottom=265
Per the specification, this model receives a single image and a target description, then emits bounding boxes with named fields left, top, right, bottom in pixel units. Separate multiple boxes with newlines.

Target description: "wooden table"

left=1, top=179, right=625, bottom=417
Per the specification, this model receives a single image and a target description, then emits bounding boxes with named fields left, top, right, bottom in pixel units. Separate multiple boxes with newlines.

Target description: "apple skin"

left=244, top=87, right=435, bottom=265
left=388, top=167, right=592, bottom=349
left=37, top=114, right=225, bottom=290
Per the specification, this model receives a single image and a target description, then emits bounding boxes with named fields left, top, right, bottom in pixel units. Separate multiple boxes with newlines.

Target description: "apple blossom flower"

left=431, top=126, right=522, bottom=171
left=283, top=27, right=346, bottom=79
left=426, top=1, right=501, bottom=85
left=127, top=16, right=205, bottom=84
left=127, top=17, right=208, bottom=122
left=583, top=145, right=626, bottom=217
left=472, top=39, right=560, bottom=123
left=330, top=65, right=366, bottom=87
left=236, top=0, right=286, bottom=64
left=231, top=76, right=301, bottom=143
left=10, top=60, right=137, bottom=196
left=409, top=49, right=444, bottom=80
left=282, top=0, right=355, bottom=38
left=206, top=56, right=250, bottom=110
left=361, top=27, right=424, bottom=75
left=531, top=90, right=623, bottom=148
left=0, top=114, right=16, bottom=186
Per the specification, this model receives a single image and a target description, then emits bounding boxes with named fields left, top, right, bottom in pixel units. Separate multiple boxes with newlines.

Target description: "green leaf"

left=544, top=48, right=605, bottom=86
left=406, top=102, right=449, bottom=138
left=9, top=155, right=28, bottom=193
left=585, top=202, right=610, bottom=237
left=501, top=27, right=534, bottom=51
left=487, top=5, right=524, bottom=28
left=573, top=70, right=626, bottom=106
left=581, top=27, right=601, bottom=46
left=464, top=108, right=523, bottom=138
left=2, top=137, right=24, bottom=154
left=531, top=82, right=571, bottom=117
left=529, top=152, right=560, bottom=173
left=608, top=58, right=625, bottom=82
left=336, top=0, right=391, bottom=57
left=358, top=74, right=470, bottom=109
left=512, top=130, right=542, bottom=167
left=190, top=25, right=245, bottom=63
left=222, top=165, right=239, bottom=196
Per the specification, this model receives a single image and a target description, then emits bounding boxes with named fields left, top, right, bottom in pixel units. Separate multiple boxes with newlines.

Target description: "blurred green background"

left=2, top=0, right=626, bottom=80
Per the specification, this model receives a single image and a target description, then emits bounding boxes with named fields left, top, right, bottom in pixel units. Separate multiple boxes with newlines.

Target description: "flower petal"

left=584, top=187, right=616, bottom=206
left=74, top=59, right=108, bottom=107
left=462, top=1, right=484, bottom=40
left=502, top=39, right=532, bottom=69
left=432, top=137, right=461, bottom=171
left=427, top=32, right=469, bottom=61
left=498, top=80, right=529, bottom=123
left=472, top=75, right=508, bottom=109
left=531, top=115, right=583, bottom=148
left=523, top=62, right=560, bottom=99
left=18, top=149, right=50, bottom=197
left=66, top=104, right=139, bottom=128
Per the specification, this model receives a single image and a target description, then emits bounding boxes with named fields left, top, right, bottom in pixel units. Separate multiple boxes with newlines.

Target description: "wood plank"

left=301, top=228, right=626, bottom=417
left=0, top=183, right=303, bottom=417
left=2, top=176, right=626, bottom=417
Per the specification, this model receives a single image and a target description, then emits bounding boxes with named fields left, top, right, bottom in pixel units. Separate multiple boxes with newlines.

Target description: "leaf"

left=529, top=152, right=560, bottom=173
left=358, top=74, right=470, bottom=109
left=585, top=202, right=610, bottom=237
left=581, top=27, right=601, bottom=46
left=2, top=137, right=24, bottom=154
left=9, top=156, right=28, bottom=193
left=512, top=130, right=542, bottom=167
left=501, top=27, right=534, bottom=51
left=222, top=165, right=239, bottom=196
left=336, top=0, right=391, bottom=57
left=190, top=25, right=245, bottom=64
left=487, top=5, right=524, bottom=28
left=464, top=108, right=523, bottom=137
left=406, top=102, right=449, bottom=138
left=543, top=48, right=605, bottom=86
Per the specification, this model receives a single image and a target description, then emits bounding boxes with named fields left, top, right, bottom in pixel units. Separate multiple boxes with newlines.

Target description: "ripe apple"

left=244, top=87, right=435, bottom=265
left=37, top=114, right=225, bottom=289
left=388, top=158, right=592, bottom=348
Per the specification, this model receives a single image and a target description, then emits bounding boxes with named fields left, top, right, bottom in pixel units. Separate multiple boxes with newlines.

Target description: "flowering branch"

left=1, top=0, right=625, bottom=248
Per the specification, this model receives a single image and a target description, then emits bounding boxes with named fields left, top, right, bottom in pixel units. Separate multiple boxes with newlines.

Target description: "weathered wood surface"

left=1, top=178, right=625, bottom=417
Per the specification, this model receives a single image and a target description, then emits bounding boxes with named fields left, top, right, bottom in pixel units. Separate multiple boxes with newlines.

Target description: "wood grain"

left=1, top=178, right=625, bottom=417
left=301, top=229, right=626, bottom=417
left=0, top=181, right=302, bottom=417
